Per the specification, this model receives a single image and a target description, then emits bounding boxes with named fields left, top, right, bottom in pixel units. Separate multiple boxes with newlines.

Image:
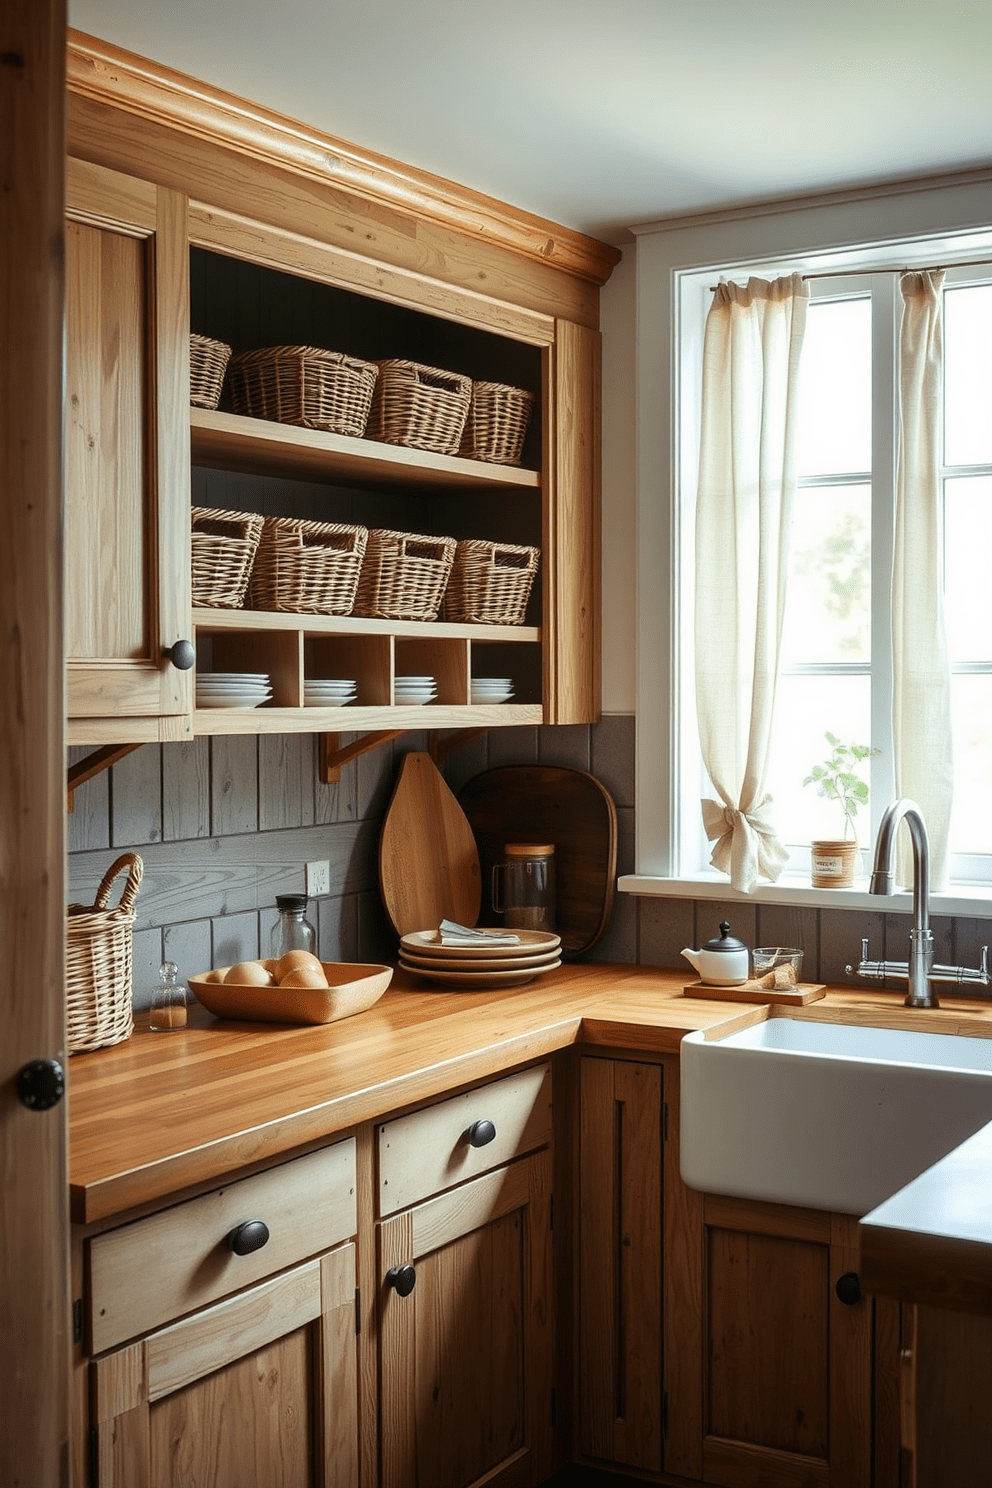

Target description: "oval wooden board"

left=379, top=752, right=482, bottom=937
left=457, top=764, right=618, bottom=957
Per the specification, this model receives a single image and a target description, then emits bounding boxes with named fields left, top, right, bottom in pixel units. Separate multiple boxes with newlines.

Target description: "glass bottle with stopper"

left=148, top=961, right=189, bottom=1030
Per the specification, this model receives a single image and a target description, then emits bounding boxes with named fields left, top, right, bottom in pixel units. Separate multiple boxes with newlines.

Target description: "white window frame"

left=621, top=170, right=992, bottom=917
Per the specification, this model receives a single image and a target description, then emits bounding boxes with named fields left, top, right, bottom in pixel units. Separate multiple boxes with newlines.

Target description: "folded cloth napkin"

left=438, top=919, right=522, bottom=947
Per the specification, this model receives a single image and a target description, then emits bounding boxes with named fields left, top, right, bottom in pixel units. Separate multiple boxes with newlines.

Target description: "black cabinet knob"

left=17, top=1057, right=65, bottom=1111
left=835, top=1271, right=862, bottom=1306
left=386, top=1264, right=417, bottom=1297
left=227, top=1220, right=270, bottom=1256
left=465, top=1118, right=497, bottom=1148
left=167, top=638, right=196, bottom=671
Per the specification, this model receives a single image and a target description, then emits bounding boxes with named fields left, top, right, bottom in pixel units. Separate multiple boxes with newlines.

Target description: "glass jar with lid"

left=492, top=843, right=556, bottom=932
left=270, top=894, right=317, bottom=962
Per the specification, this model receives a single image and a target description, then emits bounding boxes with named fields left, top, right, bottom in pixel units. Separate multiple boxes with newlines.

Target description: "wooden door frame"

left=0, top=0, right=71, bottom=1482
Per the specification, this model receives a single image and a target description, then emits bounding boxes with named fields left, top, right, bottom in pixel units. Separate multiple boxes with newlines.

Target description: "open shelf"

left=190, top=407, right=541, bottom=494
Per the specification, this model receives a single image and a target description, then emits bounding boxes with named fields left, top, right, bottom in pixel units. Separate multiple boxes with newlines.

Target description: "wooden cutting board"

left=457, top=765, right=618, bottom=957
left=379, top=752, right=482, bottom=937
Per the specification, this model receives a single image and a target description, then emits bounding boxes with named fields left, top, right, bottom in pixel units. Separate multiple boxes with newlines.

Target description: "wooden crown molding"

left=67, top=30, right=622, bottom=287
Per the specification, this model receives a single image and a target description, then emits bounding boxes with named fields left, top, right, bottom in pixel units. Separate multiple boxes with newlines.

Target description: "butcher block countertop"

left=67, top=962, right=992, bottom=1314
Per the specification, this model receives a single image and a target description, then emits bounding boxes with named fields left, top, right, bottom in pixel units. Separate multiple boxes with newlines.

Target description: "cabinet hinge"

left=663, top=1102, right=669, bottom=1142
left=88, top=1426, right=99, bottom=1488
left=73, top=1297, right=83, bottom=1345
left=355, top=1287, right=361, bottom=1335
left=663, top=1390, right=669, bottom=1436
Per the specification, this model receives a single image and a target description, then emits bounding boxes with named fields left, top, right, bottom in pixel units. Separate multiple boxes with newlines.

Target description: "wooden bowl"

left=188, top=962, right=392, bottom=1026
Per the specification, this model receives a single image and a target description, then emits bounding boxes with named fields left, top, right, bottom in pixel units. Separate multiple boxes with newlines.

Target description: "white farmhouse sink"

left=681, top=1016, right=992, bottom=1215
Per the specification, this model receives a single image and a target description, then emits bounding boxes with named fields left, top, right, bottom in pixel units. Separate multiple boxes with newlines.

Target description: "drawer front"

left=89, top=1138, right=356, bottom=1355
left=378, top=1063, right=552, bottom=1216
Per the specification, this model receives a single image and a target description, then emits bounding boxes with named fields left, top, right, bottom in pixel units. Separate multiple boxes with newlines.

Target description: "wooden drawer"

left=378, top=1062, right=552, bottom=1216
left=88, top=1138, right=356, bottom=1355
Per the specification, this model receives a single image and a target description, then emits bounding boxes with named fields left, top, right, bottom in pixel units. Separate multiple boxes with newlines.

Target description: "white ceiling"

left=68, top=0, right=992, bottom=245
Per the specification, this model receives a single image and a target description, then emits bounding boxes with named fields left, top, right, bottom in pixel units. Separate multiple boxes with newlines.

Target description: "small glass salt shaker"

left=148, top=961, right=189, bottom=1031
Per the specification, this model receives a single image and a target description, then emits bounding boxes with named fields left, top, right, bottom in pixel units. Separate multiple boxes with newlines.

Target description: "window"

left=628, top=184, right=992, bottom=908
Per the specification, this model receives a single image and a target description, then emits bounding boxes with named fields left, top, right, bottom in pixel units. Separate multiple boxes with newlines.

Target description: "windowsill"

left=618, top=872, right=992, bottom=919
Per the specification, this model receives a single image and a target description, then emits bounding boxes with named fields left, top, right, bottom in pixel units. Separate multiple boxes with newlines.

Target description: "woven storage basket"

left=189, top=333, right=233, bottom=411
left=248, top=516, right=369, bottom=614
left=459, top=381, right=536, bottom=466
left=66, top=853, right=143, bottom=1055
left=365, top=359, right=472, bottom=456
left=191, top=506, right=265, bottom=608
left=228, top=345, right=379, bottom=436
left=442, top=539, right=540, bottom=625
left=353, top=528, right=457, bottom=622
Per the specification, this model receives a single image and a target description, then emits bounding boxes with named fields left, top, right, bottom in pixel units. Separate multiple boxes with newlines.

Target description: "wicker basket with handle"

left=66, top=853, right=143, bottom=1055
left=353, top=528, right=457, bottom=622
left=248, top=516, right=369, bottom=614
left=442, top=539, right=540, bottom=625
left=191, top=506, right=265, bottom=609
left=227, top=345, right=378, bottom=436
left=365, top=359, right=472, bottom=456
left=189, top=333, right=233, bottom=411
left=458, top=381, right=536, bottom=466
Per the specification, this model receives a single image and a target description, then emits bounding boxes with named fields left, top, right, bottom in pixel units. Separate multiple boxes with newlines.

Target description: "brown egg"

left=224, top=960, right=274, bottom=986
left=260, top=958, right=279, bottom=975
left=275, top=949, right=324, bottom=983
left=279, top=964, right=329, bottom=989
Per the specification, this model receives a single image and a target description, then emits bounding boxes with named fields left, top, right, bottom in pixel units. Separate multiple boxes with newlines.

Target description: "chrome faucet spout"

left=867, top=798, right=936, bottom=1008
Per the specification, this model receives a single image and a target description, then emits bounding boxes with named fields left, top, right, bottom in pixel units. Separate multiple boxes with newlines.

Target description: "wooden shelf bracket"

left=67, top=743, right=144, bottom=811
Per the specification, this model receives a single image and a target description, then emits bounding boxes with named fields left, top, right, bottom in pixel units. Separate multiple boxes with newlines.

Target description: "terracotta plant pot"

left=810, top=839, right=861, bottom=888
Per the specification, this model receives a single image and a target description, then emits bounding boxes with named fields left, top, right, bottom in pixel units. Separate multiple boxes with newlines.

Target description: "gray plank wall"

left=68, top=715, right=991, bottom=1009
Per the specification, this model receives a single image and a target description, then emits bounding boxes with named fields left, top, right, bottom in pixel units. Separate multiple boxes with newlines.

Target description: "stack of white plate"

left=394, top=675, right=437, bottom=705
left=399, top=927, right=562, bottom=989
left=196, top=672, right=273, bottom=709
left=304, top=678, right=358, bottom=707
left=470, top=677, right=514, bottom=705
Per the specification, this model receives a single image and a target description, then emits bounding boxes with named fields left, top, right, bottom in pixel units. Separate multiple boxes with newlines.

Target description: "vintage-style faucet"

left=847, top=798, right=990, bottom=1008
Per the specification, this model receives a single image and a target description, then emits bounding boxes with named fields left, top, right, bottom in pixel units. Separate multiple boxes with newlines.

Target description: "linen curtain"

left=695, top=274, right=809, bottom=893
left=893, top=270, right=953, bottom=888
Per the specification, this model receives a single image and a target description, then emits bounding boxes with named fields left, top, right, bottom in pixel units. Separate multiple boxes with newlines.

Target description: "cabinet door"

left=901, top=1303, right=992, bottom=1487
left=378, top=1149, right=553, bottom=1488
left=90, top=1246, right=358, bottom=1488
left=578, top=1058, right=663, bottom=1473
left=702, top=1196, right=871, bottom=1488
left=66, top=157, right=192, bottom=743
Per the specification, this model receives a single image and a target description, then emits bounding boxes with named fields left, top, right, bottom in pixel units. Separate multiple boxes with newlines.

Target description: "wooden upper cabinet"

left=65, top=157, right=193, bottom=744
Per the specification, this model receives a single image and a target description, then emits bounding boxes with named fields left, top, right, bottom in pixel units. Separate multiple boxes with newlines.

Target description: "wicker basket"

left=353, top=528, right=457, bottom=622
left=66, top=853, right=143, bottom=1055
left=442, top=539, right=540, bottom=625
left=228, top=345, right=379, bottom=436
left=191, top=506, right=265, bottom=609
left=248, top=516, right=369, bottom=614
left=365, top=359, right=472, bottom=456
left=190, top=333, right=233, bottom=411
left=459, top=381, right=536, bottom=466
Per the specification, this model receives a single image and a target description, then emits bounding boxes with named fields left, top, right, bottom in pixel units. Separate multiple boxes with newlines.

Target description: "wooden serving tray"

left=683, top=979, right=826, bottom=1006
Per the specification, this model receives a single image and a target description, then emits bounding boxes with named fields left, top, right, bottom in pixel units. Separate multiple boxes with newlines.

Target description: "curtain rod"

left=709, top=257, right=992, bottom=291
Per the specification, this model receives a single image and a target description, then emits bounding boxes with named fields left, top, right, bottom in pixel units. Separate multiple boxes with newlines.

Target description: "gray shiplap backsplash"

left=68, top=715, right=990, bottom=1008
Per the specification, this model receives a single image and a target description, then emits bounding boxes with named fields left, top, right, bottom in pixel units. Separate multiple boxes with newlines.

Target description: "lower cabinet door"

left=901, top=1302, right=992, bottom=1488
left=702, top=1196, right=871, bottom=1488
left=90, top=1245, right=358, bottom=1488
left=377, top=1148, right=553, bottom=1488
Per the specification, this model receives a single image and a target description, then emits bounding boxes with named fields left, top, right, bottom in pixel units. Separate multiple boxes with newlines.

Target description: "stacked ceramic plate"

left=195, top=672, right=273, bottom=709
left=394, top=675, right=437, bottom=705
left=304, top=677, right=357, bottom=707
left=399, top=927, right=562, bottom=989
left=470, top=676, right=514, bottom=705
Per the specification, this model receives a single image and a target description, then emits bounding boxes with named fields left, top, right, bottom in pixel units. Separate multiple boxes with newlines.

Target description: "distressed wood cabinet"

left=65, top=32, right=615, bottom=749
left=375, top=1064, right=555, bottom=1488
left=65, top=157, right=193, bottom=742
left=80, top=1142, right=359, bottom=1488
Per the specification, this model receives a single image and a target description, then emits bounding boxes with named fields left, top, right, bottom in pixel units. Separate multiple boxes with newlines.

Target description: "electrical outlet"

left=306, top=860, right=330, bottom=897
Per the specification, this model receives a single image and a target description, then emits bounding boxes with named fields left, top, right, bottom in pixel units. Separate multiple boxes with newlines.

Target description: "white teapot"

left=681, top=921, right=749, bottom=987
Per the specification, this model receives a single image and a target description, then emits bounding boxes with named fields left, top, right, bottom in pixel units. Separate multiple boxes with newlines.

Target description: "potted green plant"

left=803, top=733, right=879, bottom=887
